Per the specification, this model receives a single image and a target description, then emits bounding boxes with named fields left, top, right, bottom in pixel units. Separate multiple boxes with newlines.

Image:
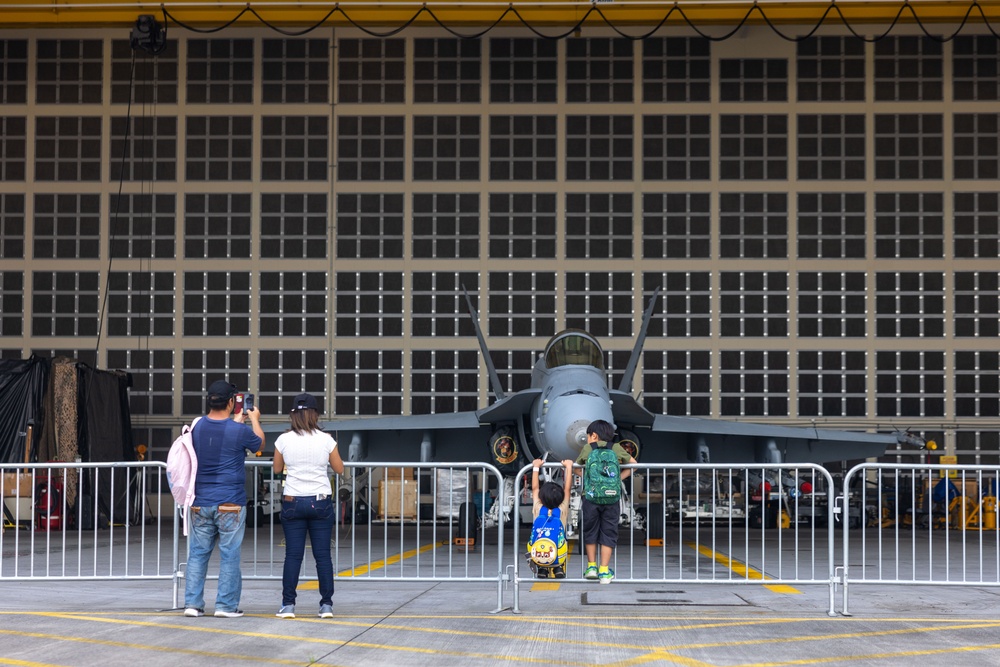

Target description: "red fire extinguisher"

left=35, top=479, right=63, bottom=531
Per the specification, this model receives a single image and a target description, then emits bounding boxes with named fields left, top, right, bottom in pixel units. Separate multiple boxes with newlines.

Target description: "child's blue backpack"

left=584, top=443, right=621, bottom=505
left=527, top=508, right=567, bottom=567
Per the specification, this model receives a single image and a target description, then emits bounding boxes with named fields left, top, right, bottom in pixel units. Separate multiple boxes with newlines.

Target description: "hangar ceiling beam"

left=0, top=1, right=998, bottom=29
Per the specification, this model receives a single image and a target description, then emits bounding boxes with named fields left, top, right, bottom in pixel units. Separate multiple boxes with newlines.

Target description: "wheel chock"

left=454, top=536, right=476, bottom=551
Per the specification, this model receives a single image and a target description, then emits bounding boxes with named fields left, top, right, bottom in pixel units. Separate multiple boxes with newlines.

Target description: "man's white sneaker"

left=183, top=608, right=204, bottom=617
left=214, top=609, right=244, bottom=618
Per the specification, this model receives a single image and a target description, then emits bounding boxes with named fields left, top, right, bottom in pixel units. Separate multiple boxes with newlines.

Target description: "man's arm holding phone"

left=233, top=392, right=264, bottom=452
left=245, top=404, right=264, bottom=452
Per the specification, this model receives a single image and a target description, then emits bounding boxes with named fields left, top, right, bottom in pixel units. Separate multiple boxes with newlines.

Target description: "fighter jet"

left=322, top=289, right=900, bottom=468
left=291, top=289, right=911, bottom=534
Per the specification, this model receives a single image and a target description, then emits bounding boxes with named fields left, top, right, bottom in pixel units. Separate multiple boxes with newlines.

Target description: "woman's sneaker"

left=276, top=605, right=295, bottom=619
left=319, top=604, right=334, bottom=619
left=598, top=568, right=615, bottom=584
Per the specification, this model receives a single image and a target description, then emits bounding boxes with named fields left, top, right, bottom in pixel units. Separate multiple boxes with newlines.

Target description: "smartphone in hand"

left=234, top=393, right=245, bottom=414
left=244, top=393, right=255, bottom=412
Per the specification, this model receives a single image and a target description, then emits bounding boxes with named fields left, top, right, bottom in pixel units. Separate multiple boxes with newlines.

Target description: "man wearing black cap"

left=183, top=379, right=264, bottom=619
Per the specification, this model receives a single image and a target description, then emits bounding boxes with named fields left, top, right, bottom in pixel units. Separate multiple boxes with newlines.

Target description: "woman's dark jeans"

left=280, top=495, right=335, bottom=606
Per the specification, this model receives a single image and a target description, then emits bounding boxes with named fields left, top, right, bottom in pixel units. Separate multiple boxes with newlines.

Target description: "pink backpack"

left=166, top=417, right=201, bottom=535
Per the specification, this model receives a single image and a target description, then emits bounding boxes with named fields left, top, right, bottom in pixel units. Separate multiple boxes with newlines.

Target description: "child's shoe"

left=598, top=568, right=615, bottom=584
left=583, top=565, right=599, bottom=580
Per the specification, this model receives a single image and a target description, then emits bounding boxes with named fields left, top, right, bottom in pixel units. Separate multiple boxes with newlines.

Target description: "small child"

left=528, top=458, right=574, bottom=578
left=575, top=419, right=636, bottom=584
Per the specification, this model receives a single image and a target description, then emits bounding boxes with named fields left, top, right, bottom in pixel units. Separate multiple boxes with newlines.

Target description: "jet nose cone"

left=566, top=419, right=590, bottom=450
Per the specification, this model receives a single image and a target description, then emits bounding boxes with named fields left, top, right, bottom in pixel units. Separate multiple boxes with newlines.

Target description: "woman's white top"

left=274, top=429, right=337, bottom=497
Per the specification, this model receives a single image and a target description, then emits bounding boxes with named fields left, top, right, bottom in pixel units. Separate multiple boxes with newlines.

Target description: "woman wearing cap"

left=272, top=393, right=344, bottom=619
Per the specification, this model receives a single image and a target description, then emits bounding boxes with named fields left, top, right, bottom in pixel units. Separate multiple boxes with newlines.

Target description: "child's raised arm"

left=561, top=459, right=574, bottom=498
left=530, top=458, right=544, bottom=500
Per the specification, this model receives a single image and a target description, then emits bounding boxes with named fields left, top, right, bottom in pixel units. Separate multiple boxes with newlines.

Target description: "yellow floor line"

left=686, top=541, right=801, bottom=594
left=0, top=627, right=337, bottom=666
left=296, top=539, right=448, bottom=590
left=0, top=659, right=69, bottom=667
left=530, top=582, right=562, bottom=591
left=731, top=640, right=1000, bottom=666
left=338, top=539, right=447, bottom=578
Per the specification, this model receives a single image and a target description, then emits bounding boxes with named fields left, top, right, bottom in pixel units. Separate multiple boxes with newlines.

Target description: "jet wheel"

left=645, top=502, right=665, bottom=546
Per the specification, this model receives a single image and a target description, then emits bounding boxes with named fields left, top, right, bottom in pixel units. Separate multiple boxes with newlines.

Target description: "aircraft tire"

left=457, top=501, right=477, bottom=540
left=645, top=503, right=665, bottom=543
left=245, top=503, right=266, bottom=528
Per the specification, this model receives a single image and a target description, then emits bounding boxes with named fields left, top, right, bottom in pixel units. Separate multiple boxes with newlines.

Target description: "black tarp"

left=77, top=365, right=138, bottom=525
left=78, top=364, right=133, bottom=463
left=0, top=356, right=49, bottom=463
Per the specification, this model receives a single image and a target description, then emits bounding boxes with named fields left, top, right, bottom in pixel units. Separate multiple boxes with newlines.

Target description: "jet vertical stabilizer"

left=617, top=287, right=661, bottom=395
left=462, top=285, right=505, bottom=401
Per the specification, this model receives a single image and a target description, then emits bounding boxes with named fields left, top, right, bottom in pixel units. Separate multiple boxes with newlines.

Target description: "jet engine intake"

left=489, top=426, right=521, bottom=476
left=616, top=428, right=641, bottom=461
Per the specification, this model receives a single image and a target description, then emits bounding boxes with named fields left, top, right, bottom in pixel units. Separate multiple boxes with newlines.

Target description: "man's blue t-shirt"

left=191, top=417, right=262, bottom=506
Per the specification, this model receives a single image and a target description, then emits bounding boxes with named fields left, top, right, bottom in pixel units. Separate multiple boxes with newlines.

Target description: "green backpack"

left=584, top=443, right=621, bottom=505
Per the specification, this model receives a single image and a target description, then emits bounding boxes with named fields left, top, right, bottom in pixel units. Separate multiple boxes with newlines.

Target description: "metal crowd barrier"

left=18, top=459, right=1000, bottom=617
left=1, top=462, right=176, bottom=590
left=178, top=460, right=507, bottom=612
left=840, top=463, right=1000, bottom=615
left=511, top=462, right=838, bottom=613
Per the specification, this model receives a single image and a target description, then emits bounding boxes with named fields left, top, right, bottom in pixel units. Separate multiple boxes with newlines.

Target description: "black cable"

left=336, top=5, right=428, bottom=38
left=907, top=1, right=980, bottom=43
left=77, top=51, right=137, bottom=458
left=94, top=51, right=136, bottom=363
left=591, top=5, right=679, bottom=41
left=135, top=48, right=154, bottom=356
left=154, top=1, right=1000, bottom=41
left=506, top=5, right=596, bottom=40
left=664, top=4, right=753, bottom=42
left=247, top=6, right=339, bottom=36
left=161, top=5, right=251, bottom=33
left=421, top=6, right=515, bottom=40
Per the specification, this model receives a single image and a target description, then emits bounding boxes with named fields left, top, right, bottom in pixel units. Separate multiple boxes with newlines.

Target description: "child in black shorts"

left=574, top=419, right=636, bottom=584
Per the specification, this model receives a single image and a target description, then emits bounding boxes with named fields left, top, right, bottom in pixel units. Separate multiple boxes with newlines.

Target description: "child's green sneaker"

left=583, top=565, right=599, bottom=580
left=598, top=568, right=615, bottom=584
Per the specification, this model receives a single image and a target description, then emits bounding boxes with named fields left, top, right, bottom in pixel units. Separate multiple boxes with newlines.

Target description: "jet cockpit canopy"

left=543, top=329, right=605, bottom=370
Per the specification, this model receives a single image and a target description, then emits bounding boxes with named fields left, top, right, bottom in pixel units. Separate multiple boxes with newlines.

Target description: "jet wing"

left=609, top=391, right=895, bottom=464
left=477, top=388, right=542, bottom=423
left=320, top=411, right=483, bottom=434
left=632, top=414, right=895, bottom=464
left=260, top=390, right=543, bottom=462
left=309, top=411, right=489, bottom=462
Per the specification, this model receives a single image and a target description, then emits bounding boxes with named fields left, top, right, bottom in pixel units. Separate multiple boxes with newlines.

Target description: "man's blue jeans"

left=280, top=496, right=335, bottom=606
left=185, top=504, right=246, bottom=613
